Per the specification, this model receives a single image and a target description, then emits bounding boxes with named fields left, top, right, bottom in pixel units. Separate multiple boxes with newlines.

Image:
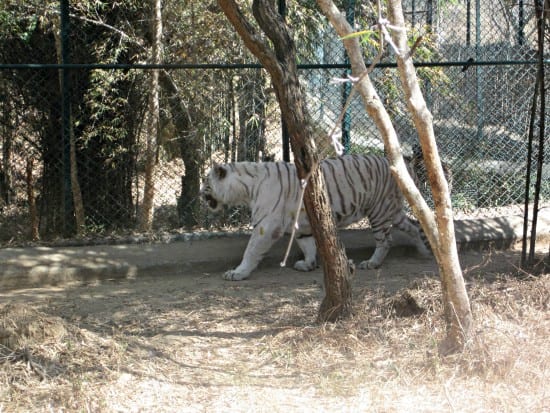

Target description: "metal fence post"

left=425, top=0, right=434, bottom=110
left=341, top=0, right=354, bottom=154
left=528, top=0, right=547, bottom=263
left=518, top=0, right=525, bottom=45
left=466, top=0, right=471, bottom=46
left=475, top=0, right=484, bottom=142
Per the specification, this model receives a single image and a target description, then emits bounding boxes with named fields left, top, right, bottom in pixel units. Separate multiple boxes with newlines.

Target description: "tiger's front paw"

left=293, top=259, right=317, bottom=272
left=223, top=269, right=250, bottom=281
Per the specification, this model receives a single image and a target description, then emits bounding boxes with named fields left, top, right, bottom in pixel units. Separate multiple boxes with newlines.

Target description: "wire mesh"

left=0, top=0, right=548, bottom=245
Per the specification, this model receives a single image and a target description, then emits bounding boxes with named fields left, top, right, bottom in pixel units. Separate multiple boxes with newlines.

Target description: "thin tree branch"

left=52, top=11, right=145, bottom=48
left=217, top=0, right=281, bottom=77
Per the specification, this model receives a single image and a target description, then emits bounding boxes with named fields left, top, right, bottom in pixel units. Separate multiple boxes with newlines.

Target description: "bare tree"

left=217, top=0, right=353, bottom=321
left=52, top=12, right=85, bottom=234
left=139, top=0, right=163, bottom=231
left=25, top=159, right=39, bottom=241
left=317, top=0, right=472, bottom=353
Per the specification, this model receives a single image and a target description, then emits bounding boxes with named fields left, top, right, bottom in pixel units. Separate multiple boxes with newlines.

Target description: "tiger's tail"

left=413, top=219, right=432, bottom=255
left=393, top=212, right=432, bottom=256
left=405, top=144, right=453, bottom=193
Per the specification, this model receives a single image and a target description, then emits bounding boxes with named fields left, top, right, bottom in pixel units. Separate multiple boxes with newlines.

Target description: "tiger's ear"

left=213, top=164, right=227, bottom=180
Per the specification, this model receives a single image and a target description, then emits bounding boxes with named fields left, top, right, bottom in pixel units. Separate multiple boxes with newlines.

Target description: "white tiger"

left=200, top=154, right=431, bottom=281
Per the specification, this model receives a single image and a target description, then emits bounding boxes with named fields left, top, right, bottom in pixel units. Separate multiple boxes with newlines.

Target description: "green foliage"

left=163, top=1, right=245, bottom=63
left=0, top=9, right=21, bottom=40
left=0, top=0, right=55, bottom=42
left=407, top=27, right=450, bottom=91
left=82, top=70, right=136, bottom=156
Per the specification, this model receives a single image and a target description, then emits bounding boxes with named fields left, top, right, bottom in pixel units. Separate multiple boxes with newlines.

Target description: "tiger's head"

left=201, top=162, right=259, bottom=212
left=200, top=164, right=227, bottom=213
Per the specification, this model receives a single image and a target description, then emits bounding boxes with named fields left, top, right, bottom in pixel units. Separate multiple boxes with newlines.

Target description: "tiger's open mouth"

left=203, top=193, right=219, bottom=210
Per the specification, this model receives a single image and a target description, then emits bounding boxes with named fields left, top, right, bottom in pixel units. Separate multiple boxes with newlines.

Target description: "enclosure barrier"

left=0, top=0, right=548, bottom=245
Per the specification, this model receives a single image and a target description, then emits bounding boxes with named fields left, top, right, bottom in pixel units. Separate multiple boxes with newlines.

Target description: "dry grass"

left=261, top=273, right=549, bottom=411
left=0, top=252, right=549, bottom=412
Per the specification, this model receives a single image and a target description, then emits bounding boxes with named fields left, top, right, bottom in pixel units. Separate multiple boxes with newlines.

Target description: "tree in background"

left=162, top=2, right=272, bottom=227
left=0, top=0, right=149, bottom=237
left=52, top=4, right=85, bottom=234
left=139, top=0, right=162, bottom=231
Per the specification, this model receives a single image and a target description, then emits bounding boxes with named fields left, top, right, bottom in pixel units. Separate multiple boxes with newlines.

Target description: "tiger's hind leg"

left=393, top=211, right=432, bottom=257
left=358, top=226, right=392, bottom=270
left=294, top=234, right=318, bottom=272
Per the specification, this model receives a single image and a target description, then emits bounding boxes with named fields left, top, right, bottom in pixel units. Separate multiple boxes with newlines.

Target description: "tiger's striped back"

left=320, top=154, right=404, bottom=230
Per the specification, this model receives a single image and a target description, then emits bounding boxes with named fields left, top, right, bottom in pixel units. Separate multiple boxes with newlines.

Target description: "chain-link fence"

left=0, top=0, right=548, bottom=245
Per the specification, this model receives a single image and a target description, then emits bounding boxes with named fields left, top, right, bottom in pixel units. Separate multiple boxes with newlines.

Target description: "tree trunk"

left=386, top=0, right=472, bottom=353
left=39, top=105, right=65, bottom=238
left=139, top=0, right=162, bottom=231
left=317, top=0, right=472, bottom=352
left=237, top=71, right=267, bottom=162
left=0, top=118, right=13, bottom=207
left=158, top=73, right=202, bottom=228
left=68, top=115, right=85, bottom=234
left=218, top=0, right=353, bottom=321
left=25, top=159, right=39, bottom=241
left=52, top=13, right=85, bottom=234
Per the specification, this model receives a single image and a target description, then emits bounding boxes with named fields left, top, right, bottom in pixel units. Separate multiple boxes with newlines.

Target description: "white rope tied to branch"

left=280, top=175, right=310, bottom=267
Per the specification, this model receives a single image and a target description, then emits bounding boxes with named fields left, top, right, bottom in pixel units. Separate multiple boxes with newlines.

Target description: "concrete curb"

left=1, top=212, right=549, bottom=291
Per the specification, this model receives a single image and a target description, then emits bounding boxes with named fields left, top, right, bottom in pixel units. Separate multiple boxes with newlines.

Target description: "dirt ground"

left=0, top=244, right=548, bottom=412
